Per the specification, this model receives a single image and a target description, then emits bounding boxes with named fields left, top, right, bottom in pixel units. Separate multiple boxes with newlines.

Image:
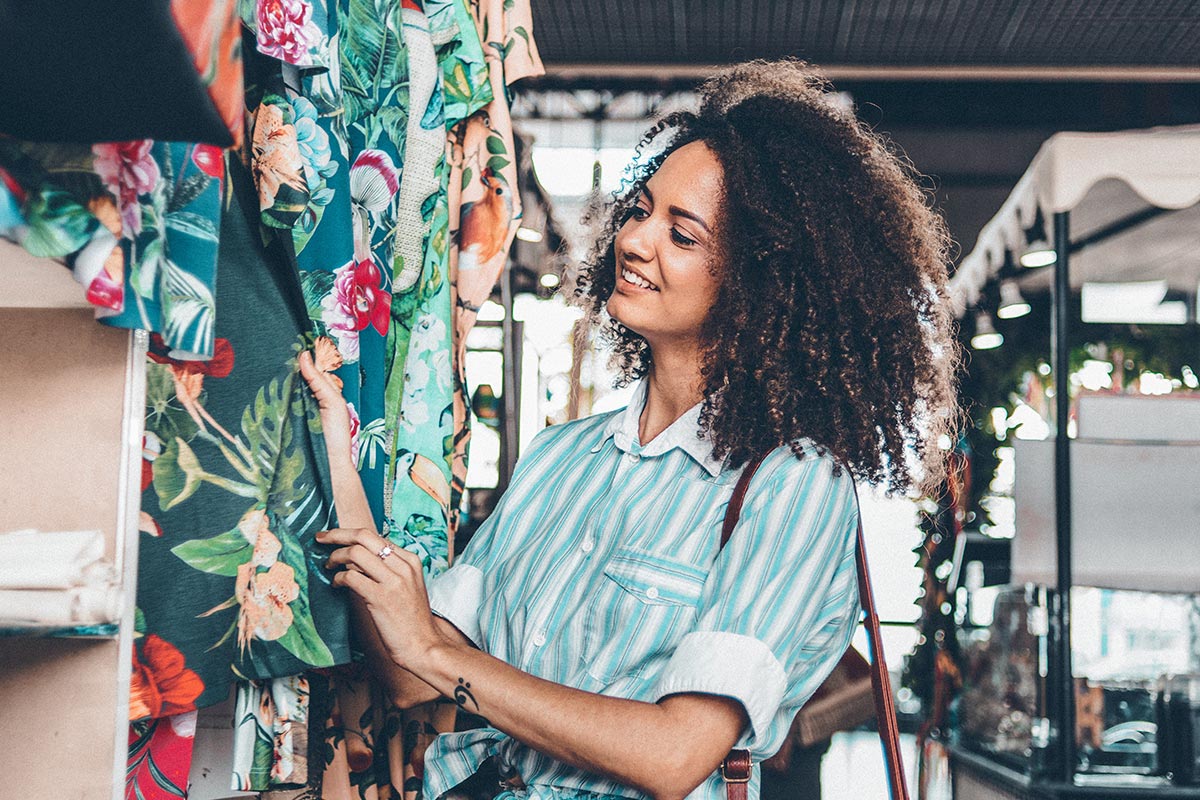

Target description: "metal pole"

left=1051, top=211, right=1076, bottom=784
left=499, top=263, right=520, bottom=492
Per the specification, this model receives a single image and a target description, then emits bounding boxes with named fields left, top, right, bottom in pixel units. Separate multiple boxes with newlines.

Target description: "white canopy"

left=949, top=125, right=1200, bottom=315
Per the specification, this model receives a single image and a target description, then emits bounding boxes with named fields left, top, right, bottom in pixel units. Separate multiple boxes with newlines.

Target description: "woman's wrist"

left=404, top=626, right=466, bottom=688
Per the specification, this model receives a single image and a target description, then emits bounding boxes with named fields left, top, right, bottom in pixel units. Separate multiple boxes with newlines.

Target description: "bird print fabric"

left=446, top=0, right=543, bottom=512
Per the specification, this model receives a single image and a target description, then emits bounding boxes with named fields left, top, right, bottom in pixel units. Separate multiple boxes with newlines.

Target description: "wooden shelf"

left=0, top=254, right=146, bottom=800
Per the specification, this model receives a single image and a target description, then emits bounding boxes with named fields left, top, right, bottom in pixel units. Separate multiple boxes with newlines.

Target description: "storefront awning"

left=949, top=125, right=1200, bottom=316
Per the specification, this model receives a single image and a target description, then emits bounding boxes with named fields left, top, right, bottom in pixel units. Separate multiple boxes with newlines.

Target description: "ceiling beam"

left=542, top=63, right=1200, bottom=83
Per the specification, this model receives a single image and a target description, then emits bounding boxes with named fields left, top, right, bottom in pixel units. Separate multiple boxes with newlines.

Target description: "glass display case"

left=955, top=584, right=1200, bottom=792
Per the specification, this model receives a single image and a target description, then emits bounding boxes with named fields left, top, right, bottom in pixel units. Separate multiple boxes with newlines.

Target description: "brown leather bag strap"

left=719, top=451, right=771, bottom=550
left=850, top=481, right=911, bottom=800
left=719, top=459, right=910, bottom=800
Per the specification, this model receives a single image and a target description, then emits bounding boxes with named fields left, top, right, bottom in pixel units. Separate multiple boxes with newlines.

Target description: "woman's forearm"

left=325, top=457, right=451, bottom=706
left=412, top=640, right=747, bottom=800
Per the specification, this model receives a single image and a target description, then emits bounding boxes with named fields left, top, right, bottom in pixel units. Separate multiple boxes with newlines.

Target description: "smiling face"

left=606, top=141, right=725, bottom=351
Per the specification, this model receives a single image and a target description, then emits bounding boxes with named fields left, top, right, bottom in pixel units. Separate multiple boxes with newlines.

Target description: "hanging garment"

left=231, top=674, right=312, bottom=790
left=242, top=11, right=405, bottom=530
left=132, top=156, right=351, bottom=721
left=0, top=139, right=224, bottom=358
left=445, top=0, right=543, bottom=514
left=127, top=711, right=199, bottom=800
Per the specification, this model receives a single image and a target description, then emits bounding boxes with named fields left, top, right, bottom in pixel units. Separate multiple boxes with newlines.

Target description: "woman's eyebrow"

left=642, top=187, right=711, bottom=233
left=669, top=205, right=710, bottom=233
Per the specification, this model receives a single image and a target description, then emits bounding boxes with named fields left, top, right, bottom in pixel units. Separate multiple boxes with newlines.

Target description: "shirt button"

left=625, top=452, right=640, bottom=464
left=581, top=538, right=594, bottom=554
left=532, top=631, right=547, bottom=647
left=646, top=586, right=660, bottom=600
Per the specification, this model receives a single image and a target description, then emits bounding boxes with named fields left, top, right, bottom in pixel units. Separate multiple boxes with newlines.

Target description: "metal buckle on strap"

left=720, top=763, right=751, bottom=784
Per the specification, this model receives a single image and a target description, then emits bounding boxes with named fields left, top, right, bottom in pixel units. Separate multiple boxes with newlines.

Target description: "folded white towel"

left=0, top=585, right=121, bottom=626
left=0, top=529, right=107, bottom=589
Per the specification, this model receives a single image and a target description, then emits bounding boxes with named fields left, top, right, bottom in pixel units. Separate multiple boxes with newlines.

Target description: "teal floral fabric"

left=0, top=139, right=224, bottom=359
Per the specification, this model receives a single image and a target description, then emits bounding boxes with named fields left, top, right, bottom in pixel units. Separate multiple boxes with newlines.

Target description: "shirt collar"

left=600, top=380, right=726, bottom=478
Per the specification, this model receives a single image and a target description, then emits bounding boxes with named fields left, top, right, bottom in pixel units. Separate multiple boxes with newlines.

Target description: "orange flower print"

left=129, top=634, right=205, bottom=720
left=236, top=561, right=300, bottom=650
left=233, top=510, right=299, bottom=650
left=147, top=333, right=237, bottom=441
left=251, top=102, right=307, bottom=213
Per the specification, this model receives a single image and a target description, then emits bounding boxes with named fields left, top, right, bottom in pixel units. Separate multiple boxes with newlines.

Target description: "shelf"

left=0, top=239, right=91, bottom=309
left=0, top=623, right=120, bottom=638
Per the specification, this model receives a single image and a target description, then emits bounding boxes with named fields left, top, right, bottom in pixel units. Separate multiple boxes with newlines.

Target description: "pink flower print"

left=346, top=401, right=362, bottom=467
left=349, top=150, right=400, bottom=213
left=333, top=257, right=391, bottom=336
left=256, top=0, right=314, bottom=65
left=92, top=140, right=159, bottom=238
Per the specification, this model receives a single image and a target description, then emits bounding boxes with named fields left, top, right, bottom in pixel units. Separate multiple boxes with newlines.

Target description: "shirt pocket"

left=581, top=547, right=708, bottom=686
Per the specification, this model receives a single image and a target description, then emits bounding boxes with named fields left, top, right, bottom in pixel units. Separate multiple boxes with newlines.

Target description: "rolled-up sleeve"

left=428, top=562, right=485, bottom=647
left=651, top=449, right=861, bottom=757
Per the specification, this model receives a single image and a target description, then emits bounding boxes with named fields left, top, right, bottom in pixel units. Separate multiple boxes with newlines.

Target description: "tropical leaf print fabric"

left=133, top=159, right=350, bottom=718
left=127, top=711, right=198, bottom=800
left=0, top=140, right=225, bottom=359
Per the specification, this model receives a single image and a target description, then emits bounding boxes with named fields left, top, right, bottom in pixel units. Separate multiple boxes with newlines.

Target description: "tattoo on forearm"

left=454, top=677, right=480, bottom=712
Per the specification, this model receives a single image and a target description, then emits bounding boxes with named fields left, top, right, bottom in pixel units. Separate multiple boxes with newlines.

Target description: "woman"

left=299, top=60, right=958, bottom=800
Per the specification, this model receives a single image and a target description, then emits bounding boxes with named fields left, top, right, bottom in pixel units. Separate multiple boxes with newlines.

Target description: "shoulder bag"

left=717, top=453, right=910, bottom=800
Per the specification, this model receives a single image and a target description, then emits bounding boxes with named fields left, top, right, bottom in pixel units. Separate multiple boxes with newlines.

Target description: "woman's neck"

left=638, top=342, right=704, bottom=445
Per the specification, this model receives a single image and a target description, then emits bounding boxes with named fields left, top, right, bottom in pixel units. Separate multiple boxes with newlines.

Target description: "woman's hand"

left=317, top=527, right=448, bottom=671
left=299, top=342, right=354, bottom=471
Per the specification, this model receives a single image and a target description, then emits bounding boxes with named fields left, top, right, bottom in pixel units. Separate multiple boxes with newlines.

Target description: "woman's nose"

left=619, top=219, right=655, bottom=261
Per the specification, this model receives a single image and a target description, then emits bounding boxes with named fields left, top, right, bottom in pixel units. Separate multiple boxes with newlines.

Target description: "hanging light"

left=1020, top=249, right=1056, bottom=268
left=997, top=279, right=1031, bottom=319
left=971, top=311, right=1004, bottom=350
left=1020, top=208, right=1055, bottom=268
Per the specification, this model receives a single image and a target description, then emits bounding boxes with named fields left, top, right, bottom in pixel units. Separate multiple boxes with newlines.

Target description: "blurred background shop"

left=2, top=2, right=1200, bottom=799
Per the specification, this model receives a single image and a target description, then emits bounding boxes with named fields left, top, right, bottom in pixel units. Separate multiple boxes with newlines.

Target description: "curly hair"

left=573, top=59, right=960, bottom=495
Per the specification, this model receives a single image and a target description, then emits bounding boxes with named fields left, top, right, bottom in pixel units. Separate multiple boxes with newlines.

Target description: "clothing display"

left=424, top=380, right=862, bottom=800
left=0, top=139, right=224, bottom=359
left=2, top=0, right=539, bottom=794
left=226, top=0, right=539, bottom=795
left=132, top=158, right=350, bottom=720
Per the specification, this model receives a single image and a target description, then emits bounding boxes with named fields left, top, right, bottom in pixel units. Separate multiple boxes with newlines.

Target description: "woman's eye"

left=671, top=228, right=697, bottom=247
left=627, top=206, right=649, bottom=221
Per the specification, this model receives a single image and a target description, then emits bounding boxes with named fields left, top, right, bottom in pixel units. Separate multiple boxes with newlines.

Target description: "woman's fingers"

left=326, top=544, right=395, bottom=582
left=299, top=351, right=345, bottom=408
left=316, top=527, right=379, bottom=548
left=319, top=528, right=425, bottom=580
left=332, top=566, right=377, bottom=598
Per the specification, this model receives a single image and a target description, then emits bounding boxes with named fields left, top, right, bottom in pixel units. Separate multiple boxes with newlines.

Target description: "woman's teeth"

left=622, top=269, right=658, bottom=290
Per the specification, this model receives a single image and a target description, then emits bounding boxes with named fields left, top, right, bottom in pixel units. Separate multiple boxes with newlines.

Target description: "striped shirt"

left=424, top=380, right=861, bottom=800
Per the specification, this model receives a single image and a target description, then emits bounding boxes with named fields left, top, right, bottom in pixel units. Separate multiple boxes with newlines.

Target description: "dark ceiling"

left=518, top=3, right=1200, bottom=271
left=529, top=0, right=1200, bottom=69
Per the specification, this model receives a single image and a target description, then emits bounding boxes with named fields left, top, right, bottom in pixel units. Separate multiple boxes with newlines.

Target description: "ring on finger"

left=377, top=544, right=394, bottom=560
